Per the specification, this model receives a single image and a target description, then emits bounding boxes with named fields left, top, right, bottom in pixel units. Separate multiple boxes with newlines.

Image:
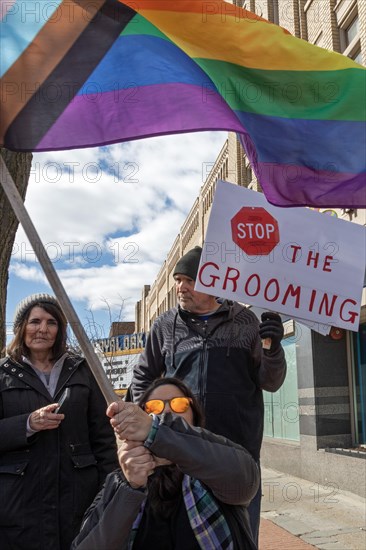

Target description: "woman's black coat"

left=0, top=355, right=118, bottom=550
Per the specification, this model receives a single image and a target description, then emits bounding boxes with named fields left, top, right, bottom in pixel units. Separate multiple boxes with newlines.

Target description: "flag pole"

left=0, top=155, right=117, bottom=405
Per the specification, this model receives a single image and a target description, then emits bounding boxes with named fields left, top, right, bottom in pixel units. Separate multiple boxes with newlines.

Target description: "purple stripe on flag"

left=256, top=162, right=366, bottom=207
left=37, top=83, right=244, bottom=151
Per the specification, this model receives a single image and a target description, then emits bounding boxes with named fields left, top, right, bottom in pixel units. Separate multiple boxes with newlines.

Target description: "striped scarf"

left=128, top=475, right=233, bottom=550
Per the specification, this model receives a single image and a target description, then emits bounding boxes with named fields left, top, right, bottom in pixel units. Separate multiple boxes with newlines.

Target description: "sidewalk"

left=259, top=467, right=366, bottom=550
left=260, top=518, right=316, bottom=549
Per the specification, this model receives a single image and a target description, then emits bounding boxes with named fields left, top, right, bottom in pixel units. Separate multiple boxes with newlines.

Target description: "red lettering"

left=244, top=274, right=261, bottom=297
left=309, top=289, right=317, bottom=312
left=289, top=245, right=302, bottom=263
left=264, top=278, right=280, bottom=302
left=307, top=251, right=319, bottom=268
left=322, top=255, right=333, bottom=272
left=223, top=267, right=240, bottom=291
left=318, top=293, right=338, bottom=316
left=281, top=284, right=301, bottom=308
left=340, top=299, right=359, bottom=323
left=198, top=262, right=220, bottom=288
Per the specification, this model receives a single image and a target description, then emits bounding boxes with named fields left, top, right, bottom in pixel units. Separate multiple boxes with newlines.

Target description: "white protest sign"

left=195, top=181, right=365, bottom=332
left=250, top=305, right=331, bottom=336
left=293, top=317, right=331, bottom=336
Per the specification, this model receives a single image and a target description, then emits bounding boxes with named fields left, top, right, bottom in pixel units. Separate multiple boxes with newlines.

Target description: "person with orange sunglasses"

left=130, top=246, right=287, bottom=545
left=72, top=377, right=259, bottom=550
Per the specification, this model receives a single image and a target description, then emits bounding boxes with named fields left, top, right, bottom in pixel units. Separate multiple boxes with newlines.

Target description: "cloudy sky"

left=6, top=132, right=227, bottom=340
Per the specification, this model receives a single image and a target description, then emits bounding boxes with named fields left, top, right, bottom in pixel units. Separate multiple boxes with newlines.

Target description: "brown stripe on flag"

left=0, top=0, right=106, bottom=144
left=2, top=0, right=137, bottom=151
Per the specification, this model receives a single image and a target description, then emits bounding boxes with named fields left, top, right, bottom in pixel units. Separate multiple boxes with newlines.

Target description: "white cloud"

left=10, top=263, right=48, bottom=285
left=9, top=132, right=227, bottom=330
left=107, top=208, right=190, bottom=264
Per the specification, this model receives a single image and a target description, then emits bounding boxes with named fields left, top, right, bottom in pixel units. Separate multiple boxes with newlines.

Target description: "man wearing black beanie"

left=131, top=245, right=287, bottom=545
left=173, top=246, right=202, bottom=280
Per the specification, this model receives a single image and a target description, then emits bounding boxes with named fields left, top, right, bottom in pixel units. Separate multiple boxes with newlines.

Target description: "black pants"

left=248, top=462, right=261, bottom=546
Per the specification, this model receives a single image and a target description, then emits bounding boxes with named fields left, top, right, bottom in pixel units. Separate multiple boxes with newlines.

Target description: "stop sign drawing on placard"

left=231, top=207, right=280, bottom=255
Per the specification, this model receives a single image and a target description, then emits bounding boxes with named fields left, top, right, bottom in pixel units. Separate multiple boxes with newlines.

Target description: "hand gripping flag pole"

left=0, top=154, right=118, bottom=405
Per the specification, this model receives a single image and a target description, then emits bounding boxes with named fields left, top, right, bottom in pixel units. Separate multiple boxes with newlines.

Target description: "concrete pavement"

left=259, top=467, right=366, bottom=550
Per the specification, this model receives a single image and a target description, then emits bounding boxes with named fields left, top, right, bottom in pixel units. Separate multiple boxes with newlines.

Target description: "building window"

left=344, top=15, right=359, bottom=46
left=261, top=0, right=279, bottom=24
left=352, top=49, right=362, bottom=64
left=263, top=339, right=300, bottom=441
left=336, top=1, right=361, bottom=62
left=351, top=323, right=366, bottom=444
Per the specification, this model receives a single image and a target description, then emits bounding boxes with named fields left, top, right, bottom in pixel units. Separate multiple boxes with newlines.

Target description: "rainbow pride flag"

left=1, top=0, right=365, bottom=207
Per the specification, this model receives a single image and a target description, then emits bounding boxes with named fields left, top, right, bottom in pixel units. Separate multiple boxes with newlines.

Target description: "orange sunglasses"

left=144, top=396, right=192, bottom=415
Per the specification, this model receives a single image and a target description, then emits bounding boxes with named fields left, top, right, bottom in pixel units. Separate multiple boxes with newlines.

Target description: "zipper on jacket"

left=54, top=357, right=84, bottom=397
left=198, top=335, right=208, bottom=406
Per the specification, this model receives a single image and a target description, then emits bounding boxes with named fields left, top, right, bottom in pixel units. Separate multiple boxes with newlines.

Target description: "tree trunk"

left=0, top=148, right=33, bottom=356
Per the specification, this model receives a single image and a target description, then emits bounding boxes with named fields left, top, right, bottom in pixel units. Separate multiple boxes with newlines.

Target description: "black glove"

left=259, top=312, right=284, bottom=352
